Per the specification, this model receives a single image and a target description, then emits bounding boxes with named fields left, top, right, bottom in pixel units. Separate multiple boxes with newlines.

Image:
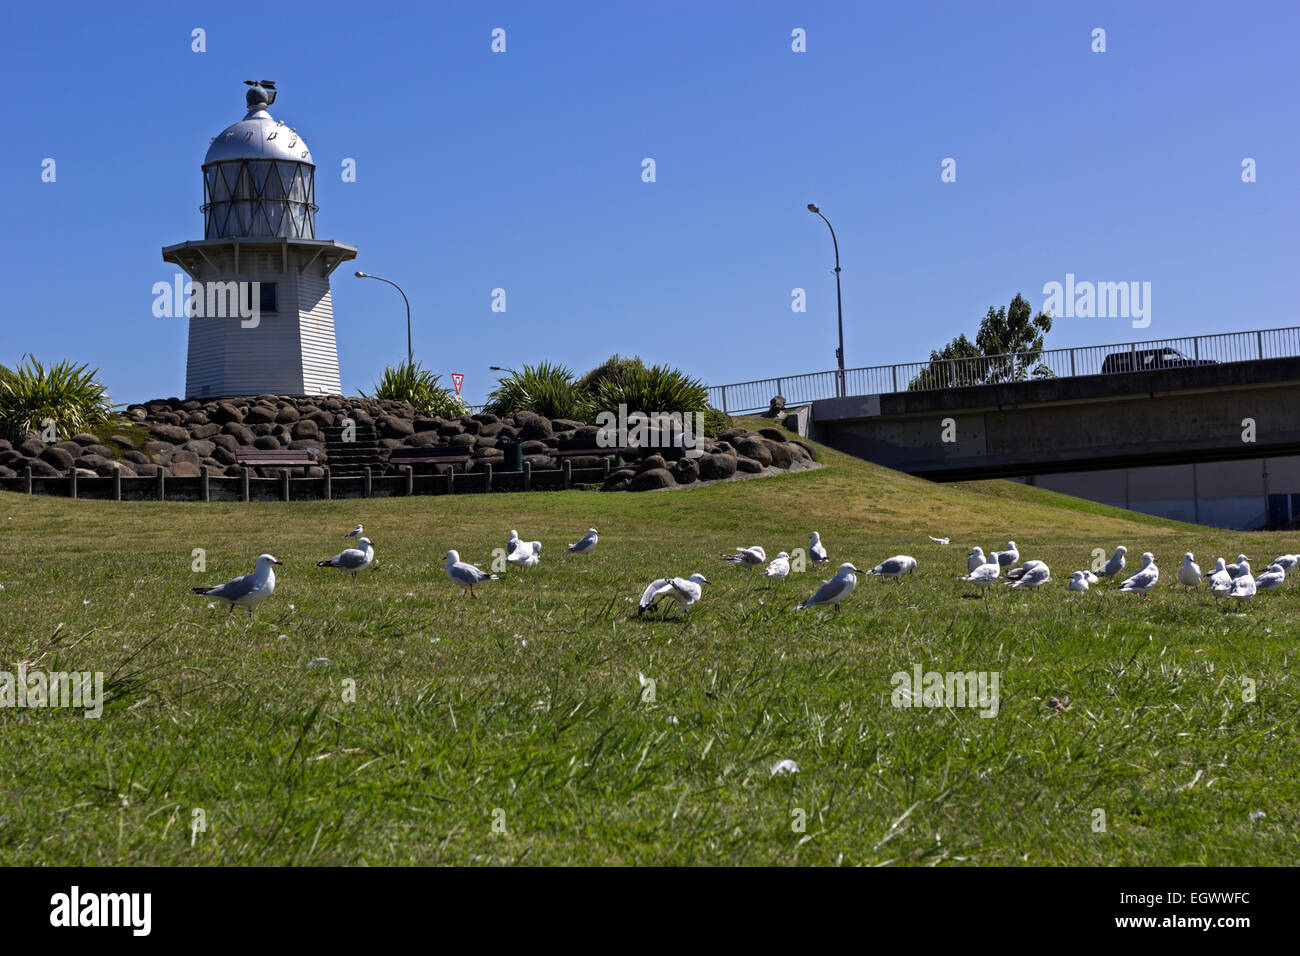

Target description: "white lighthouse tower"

left=162, top=81, right=356, bottom=398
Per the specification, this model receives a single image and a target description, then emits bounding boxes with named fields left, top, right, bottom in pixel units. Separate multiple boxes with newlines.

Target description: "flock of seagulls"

left=190, top=521, right=1299, bottom=620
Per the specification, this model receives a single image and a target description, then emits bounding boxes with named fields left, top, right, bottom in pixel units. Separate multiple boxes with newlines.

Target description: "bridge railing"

left=707, top=325, right=1300, bottom=415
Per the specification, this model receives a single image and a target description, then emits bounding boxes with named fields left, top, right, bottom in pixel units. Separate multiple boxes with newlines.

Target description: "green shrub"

left=587, top=362, right=710, bottom=419
left=484, top=362, right=590, bottom=421
left=0, top=356, right=120, bottom=441
left=361, top=360, right=466, bottom=418
left=576, top=353, right=646, bottom=392
left=702, top=404, right=731, bottom=437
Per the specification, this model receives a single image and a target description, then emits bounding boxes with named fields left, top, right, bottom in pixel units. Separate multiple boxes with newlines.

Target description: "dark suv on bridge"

left=1100, top=347, right=1219, bottom=374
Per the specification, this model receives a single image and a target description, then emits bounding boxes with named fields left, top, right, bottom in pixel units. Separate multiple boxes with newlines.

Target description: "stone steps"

left=322, top=424, right=385, bottom=477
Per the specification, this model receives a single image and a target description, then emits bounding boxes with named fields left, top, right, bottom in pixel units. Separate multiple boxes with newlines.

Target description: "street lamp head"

left=354, top=271, right=367, bottom=278
left=807, top=203, right=819, bottom=214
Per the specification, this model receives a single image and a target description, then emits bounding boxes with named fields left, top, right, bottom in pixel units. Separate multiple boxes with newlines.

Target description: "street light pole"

left=807, top=204, right=846, bottom=398
left=354, top=271, right=412, bottom=364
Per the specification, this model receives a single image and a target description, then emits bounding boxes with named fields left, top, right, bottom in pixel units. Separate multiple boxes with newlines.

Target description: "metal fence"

left=706, top=325, right=1300, bottom=415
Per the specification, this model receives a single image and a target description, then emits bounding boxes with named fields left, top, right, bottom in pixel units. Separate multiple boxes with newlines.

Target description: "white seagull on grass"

left=191, top=553, right=282, bottom=617
left=967, top=547, right=987, bottom=572
left=1006, top=559, right=1043, bottom=581
left=1227, top=555, right=1251, bottom=579
left=1098, top=546, right=1128, bottom=579
left=1255, top=564, right=1286, bottom=593
left=992, top=541, right=1019, bottom=568
left=1067, top=571, right=1089, bottom=592
left=763, top=552, right=791, bottom=581
left=795, top=563, right=863, bottom=615
left=721, top=545, right=766, bottom=569
left=809, top=532, right=828, bottom=564
left=865, top=555, right=917, bottom=581
left=316, top=538, right=374, bottom=579
left=1179, top=552, right=1202, bottom=590
left=507, top=540, right=541, bottom=569
left=1119, top=552, right=1159, bottom=597
left=1230, top=572, right=1257, bottom=606
left=961, top=560, right=1000, bottom=595
left=1208, top=558, right=1232, bottom=599
left=1008, top=562, right=1051, bottom=590
left=566, top=528, right=598, bottom=554
left=638, top=574, right=711, bottom=617
left=345, top=524, right=363, bottom=540
left=1271, top=554, right=1299, bottom=572
left=444, top=550, right=500, bottom=598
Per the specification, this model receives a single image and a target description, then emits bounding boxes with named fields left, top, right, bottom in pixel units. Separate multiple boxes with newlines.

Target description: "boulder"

left=85, top=443, right=115, bottom=458
left=18, top=438, right=45, bottom=458
left=637, top=454, right=667, bottom=473
left=734, top=436, right=772, bottom=467
left=457, top=417, right=482, bottom=435
left=0, top=465, right=15, bottom=478
left=448, top=433, right=476, bottom=448
left=758, top=427, right=787, bottom=442
left=243, top=405, right=276, bottom=425
left=791, top=439, right=817, bottom=460
left=96, top=460, right=133, bottom=477
left=210, top=402, right=243, bottom=425
left=170, top=461, right=201, bottom=478
left=28, top=459, right=61, bottom=477
left=211, top=433, right=240, bottom=452
left=252, top=435, right=281, bottom=450
left=380, top=416, right=414, bottom=439
left=122, top=450, right=150, bottom=465
left=183, top=440, right=216, bottom=458
left=474, top=436, right=498, bottom=450
left=523, top=454, right=556, bottom=470
left=521, top=440, right=549, bottom=455
left=671, top=457, right=700, bottom=484
left=110, top=434, right=136, bottom=450
left=762, top=439, right=793, bottom=469
left=274, top=406, right=301, bottom=424
left=513, top=412, right=552, bottom=441
left=190, top=423, right=221, bottom=440
left=406, top=432, right=438, bottom=447
left=412, top=417, right=443, bottom=433
left=290, top=419, right=321, bottom=440
left=74, top=468, right=98, bottom=478
left=221, top=422, right=255, bottom=445
left=71, top=432, right=100, bottom=446
left=628, top=467, right=676, bottom=491
left=471, top=412, right=500, bottom=425
left=185, top=411, right=210, bottom=426
left=74, top=454, right=109, bottom=471
left=38, top=445, right=74, bottom=470
left=551, top=418, right=585, bottom=433
left=144, top=440, right=175, bottom=457
left=698, top=453, right=737, bottom=481
left=736, top=456, right=763, bottom=473
left=134, top=462, right=160, bottom=478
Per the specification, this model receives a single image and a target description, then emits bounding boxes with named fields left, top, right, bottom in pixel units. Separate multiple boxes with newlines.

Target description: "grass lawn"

left=0, top=421, right=1295, bottom=865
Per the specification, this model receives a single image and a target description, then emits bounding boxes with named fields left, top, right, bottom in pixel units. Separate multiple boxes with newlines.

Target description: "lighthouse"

left=162, top=81, right=356, bottom=398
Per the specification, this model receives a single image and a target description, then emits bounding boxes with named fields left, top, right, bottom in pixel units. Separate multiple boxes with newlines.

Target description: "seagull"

left=1098, top=546, right=1128, bottom=579
left=967, top=546, right=987, bottom=572
left=763, top=552, right=791, bottom=581
left=1271, top=554, right=1299, bottom=572
left=444, top=550, right=499, bottom=598
left=507, top=540, right=541, bottom=569
left=928, top=536, right=950, bottom=545
left=721, top=545, right=766, bottom=569
left=809, top=532, right=828, bottom=564
left=316, top=537, right=374, bottom=579
left=961, top=560, right=1001, bottom=595
left=1119, top=552, right=1159, bottom=596
left=992, top=541, right=1019, bottom=568
left=1230, top=571, right=1257, bottom=605
left=1006, top=559, right=1043, bottom=580
left=1067, top=570, right=1089, bottom=592
left=1227, top=555, right=1251, bottom=579
left=345, top=523, right=363, bottom=540
left=506, top=529, right=520, bottom=555
left=638, top=574, right=710, bottom=616
left=1208, top=558, right=1232, bottom=599
left=1255, top=563, right=1286, bottom=593
left=1179, top=552, right=1202, bottom=590
left=865, top=555, right=917, bottom=581
left=795, top=563, right=863, bottom=615
left=1009, top=562, right=1051, bottom=589
left=566, top=528, right=598, bottom=554
left=191, top=553, right=282, bottom=617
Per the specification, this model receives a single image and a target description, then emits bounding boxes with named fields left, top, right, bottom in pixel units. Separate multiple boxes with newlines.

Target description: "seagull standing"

left=1119, top=552, right=1159, bottom=597
left=638, top=574, right=711, bottom=616
left=865, top=555, right=917, bottom=581
left=961, top=559, right=1001, bottom=596
left=345, top=524, right=363, bottom=540
left=795, top=563, right=863, bottom=615
left=967, top=547, right=987, bottom=572
left=1208, top=558, right=1232, bottom=599
left=507, top=540, right=541, bottom=569
left=1067, top=570, right=1089, bottom=592
left=191, top=553, right=282, bottom=617
left=1271, top=554, right=1299, bottom=572
left=1009, top=562, right=1051, bottom=590
left=506, top=529, right=520, bottom=556
left=1230, top=572, right=1257, bottom=606
left=1098, top=546, right=1128, bottom=579
left=993, top=541, right=1019, bottom=568
left=809, top=532, right=828, bottom=564
left=721, top=545, right=766, bottom=569
left=1178, top=552, right=1202, bottom=590
left=763, top=552, right=791, bottom=581
left=444, top=550, right=500, bottom=598
left=566, top=528, right=598, bottom=554
left=1255, top=564, right=1286, bottom=593
left=1227, top=555, right=1252, bottom=579
left=316, top=537, right=374, bottom=579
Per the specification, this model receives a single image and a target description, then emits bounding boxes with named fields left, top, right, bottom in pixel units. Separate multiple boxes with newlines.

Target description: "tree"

left=908, top=293, right=1053, bottom=390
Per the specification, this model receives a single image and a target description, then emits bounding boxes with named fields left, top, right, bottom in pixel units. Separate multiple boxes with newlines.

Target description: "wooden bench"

left=550, top=440, right=636, bottom=467
left=235, top=448, right=320, bottom=476
left=388, top=446, right=473, bottom=473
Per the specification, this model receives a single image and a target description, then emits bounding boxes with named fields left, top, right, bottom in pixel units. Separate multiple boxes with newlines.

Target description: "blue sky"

left=2, top=1, right=1295, bottom=406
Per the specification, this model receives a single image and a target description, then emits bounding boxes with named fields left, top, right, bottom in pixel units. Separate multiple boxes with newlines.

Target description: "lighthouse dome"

left=201, top=82, right=317, bottom=239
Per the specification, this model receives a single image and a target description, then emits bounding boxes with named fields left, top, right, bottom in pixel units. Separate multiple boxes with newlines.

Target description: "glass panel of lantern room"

left=263, top=162, right=286, bottom=200
left=265, top=199, right=286, bottom=236
left=278, top=163, right=298, bottom=200
left=247, top=160, right=271, bottom=195
left=233, top=199, right=252, bottom=237
left=220, top=164, right=240, bottom=201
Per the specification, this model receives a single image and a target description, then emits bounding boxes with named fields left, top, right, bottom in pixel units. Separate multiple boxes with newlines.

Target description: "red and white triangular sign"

left=450, top=372, right=464, bottom=396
